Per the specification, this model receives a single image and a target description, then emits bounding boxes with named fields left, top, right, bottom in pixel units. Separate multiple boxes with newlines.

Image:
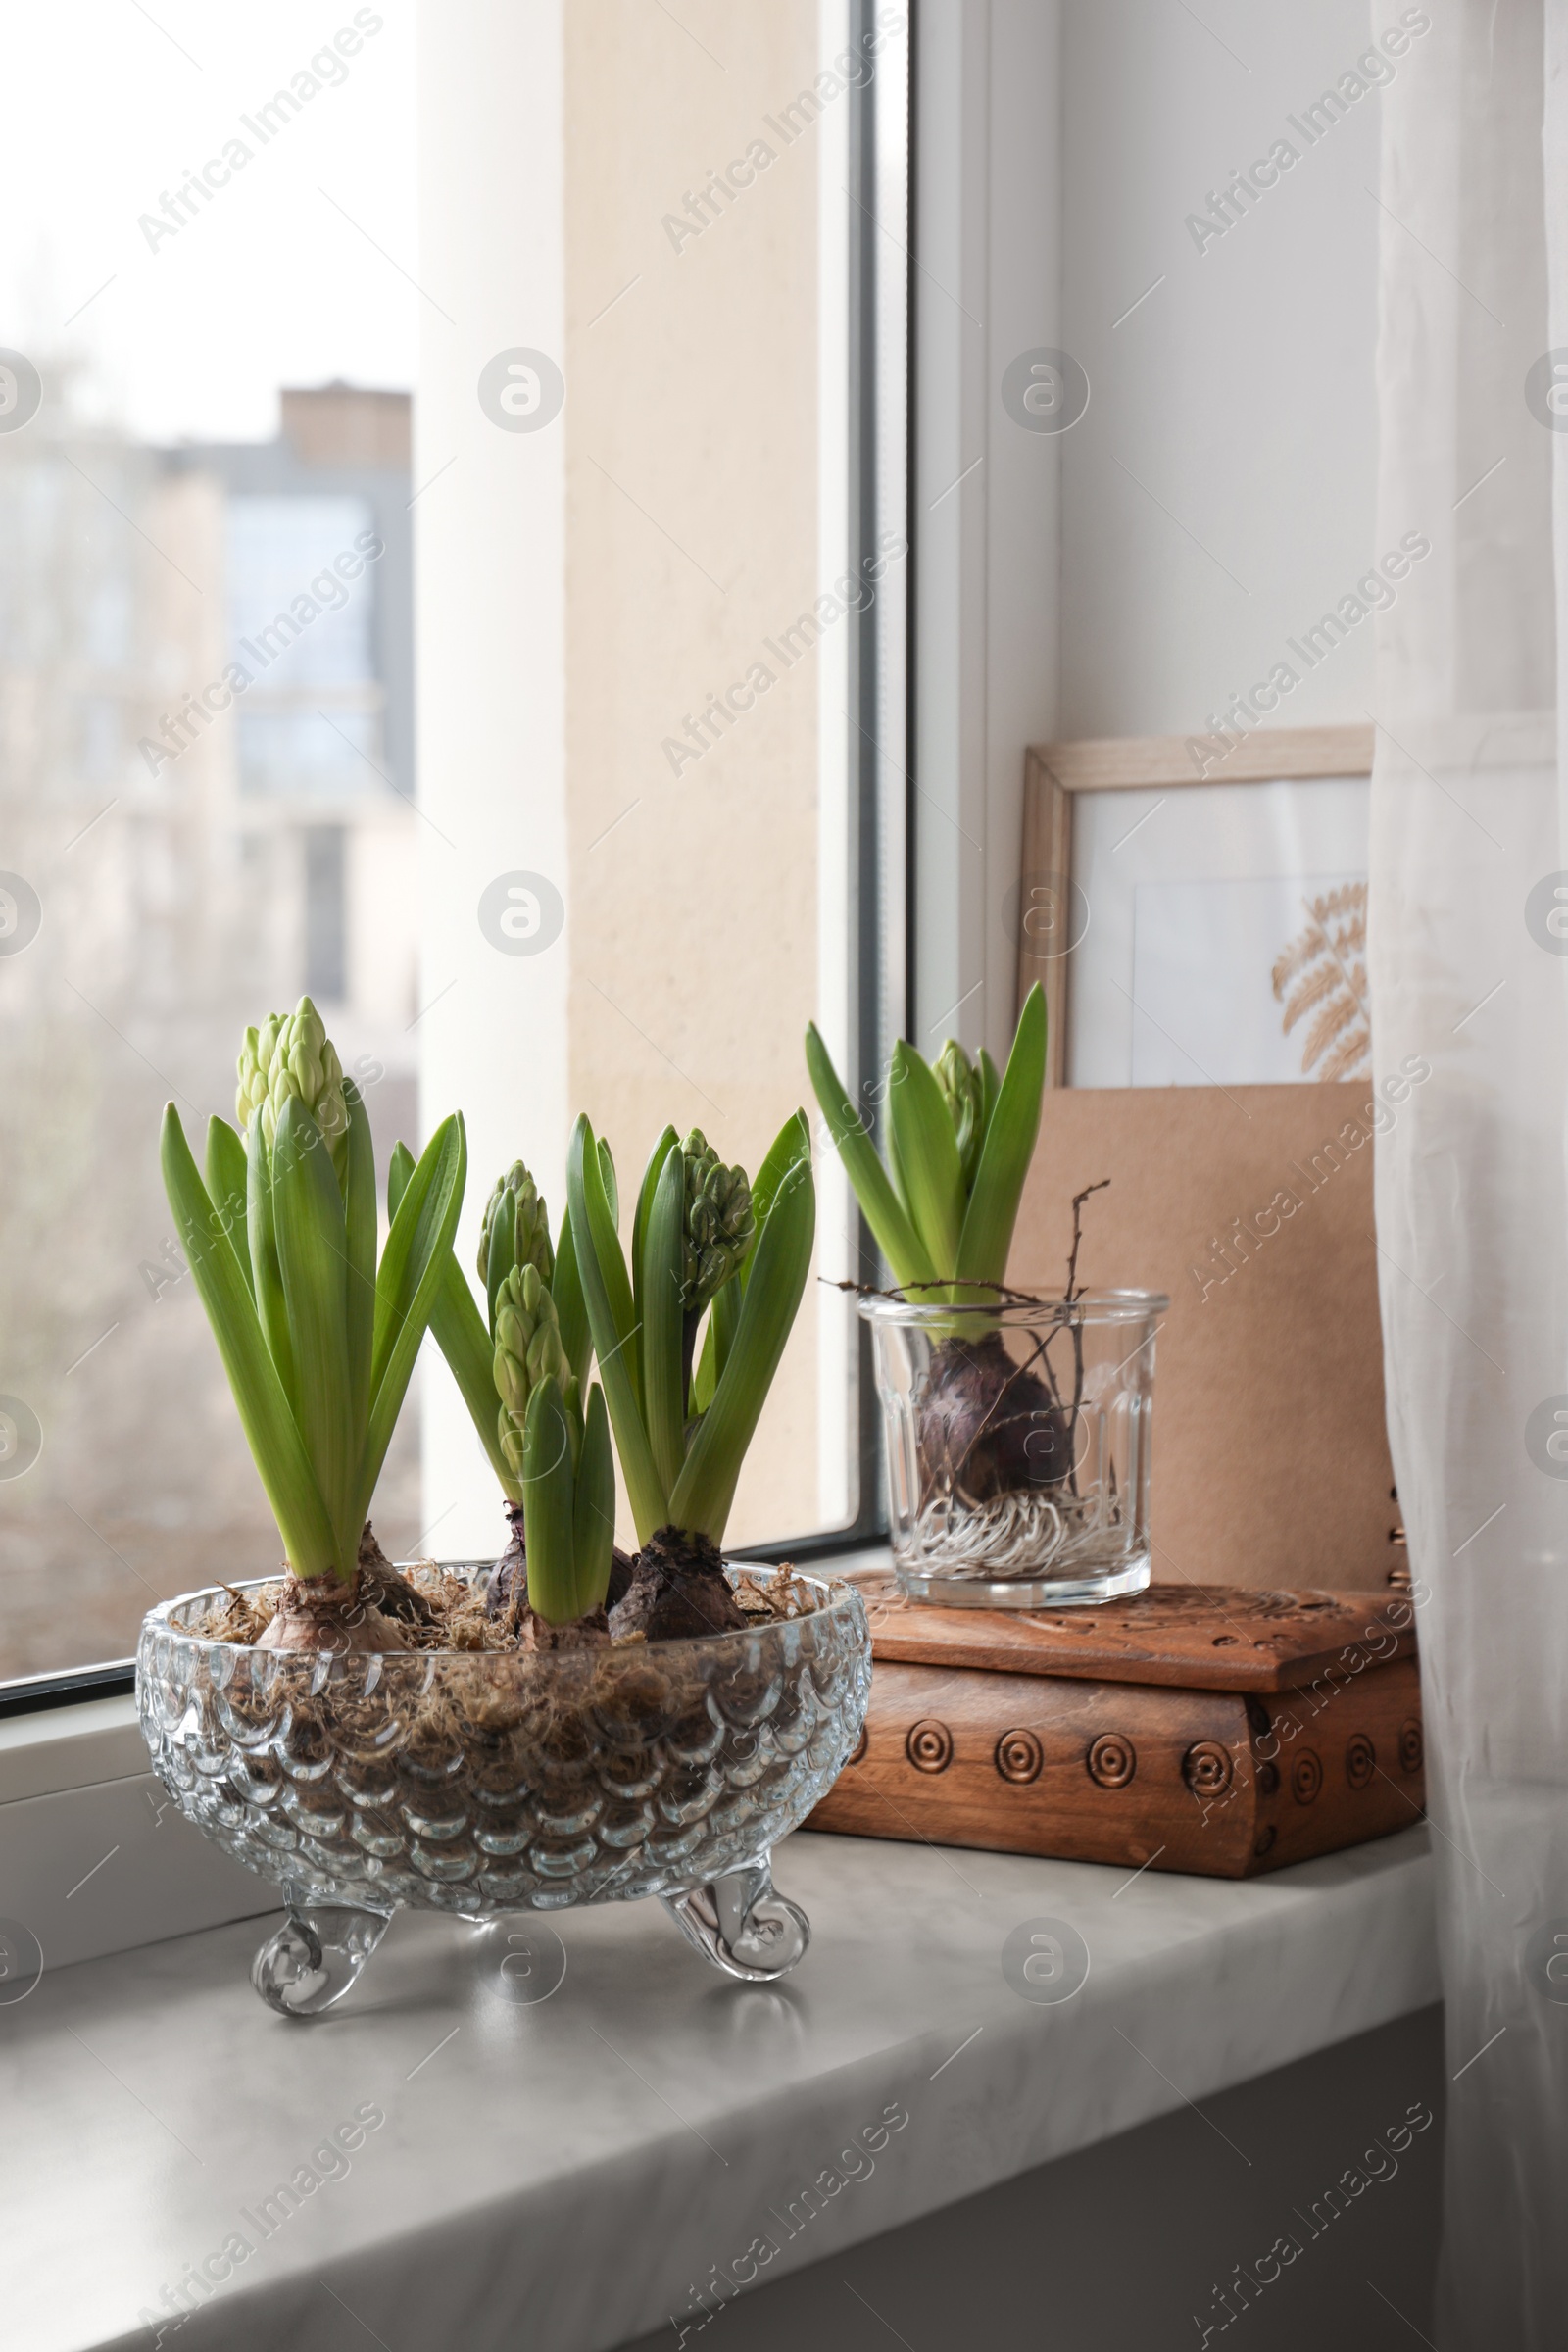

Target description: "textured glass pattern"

left=137, top=1566, right=870, bottom=1915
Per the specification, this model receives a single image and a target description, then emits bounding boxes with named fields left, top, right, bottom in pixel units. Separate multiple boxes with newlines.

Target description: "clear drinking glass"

left=859, top=1291, right=1170, bottom=1608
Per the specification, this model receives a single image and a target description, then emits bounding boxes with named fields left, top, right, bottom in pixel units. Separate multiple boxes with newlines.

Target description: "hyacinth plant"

left=392, top=1146, right=618, bottom=1627
left=804, top=984, right=1047, bottom=1307
left=566, top=1113, right=814, bottom=1635
left=159, top=998, right=466, bottom=1648
left=805, top=985, right=1066, bottom=1501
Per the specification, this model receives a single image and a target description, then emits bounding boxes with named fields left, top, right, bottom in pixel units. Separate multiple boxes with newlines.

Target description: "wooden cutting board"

left=808, top=1574, right=1424, bottom=1879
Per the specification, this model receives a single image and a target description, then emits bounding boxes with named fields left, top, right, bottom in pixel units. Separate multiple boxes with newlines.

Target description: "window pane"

left=0, top=3, right=905, bottom=1685
left=0, top=5, right=420, bottom=1680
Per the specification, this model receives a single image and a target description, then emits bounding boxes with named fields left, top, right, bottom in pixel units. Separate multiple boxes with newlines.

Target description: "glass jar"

left=858, top=1290, right=1169, bottom=1608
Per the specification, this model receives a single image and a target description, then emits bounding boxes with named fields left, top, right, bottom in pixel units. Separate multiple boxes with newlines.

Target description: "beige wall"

left=564, top=2, right=826, bottom=1546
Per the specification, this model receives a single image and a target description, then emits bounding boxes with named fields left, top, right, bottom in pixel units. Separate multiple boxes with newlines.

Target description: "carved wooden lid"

left=847, top=1571, right=1417, bottom=1693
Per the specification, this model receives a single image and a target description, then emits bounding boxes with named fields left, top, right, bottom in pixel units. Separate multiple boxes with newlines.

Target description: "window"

left=0, top=3, right=907, bottom=1693
left=226, top=490, right=383, bottom=797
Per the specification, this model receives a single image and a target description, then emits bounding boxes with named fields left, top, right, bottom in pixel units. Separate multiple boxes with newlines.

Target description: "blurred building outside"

left=0, top=376, right=420, bottom=1677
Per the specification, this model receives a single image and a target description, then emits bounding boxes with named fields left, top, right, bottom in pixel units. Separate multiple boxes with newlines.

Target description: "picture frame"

left=1017, top=724, right=1375, bottom=1086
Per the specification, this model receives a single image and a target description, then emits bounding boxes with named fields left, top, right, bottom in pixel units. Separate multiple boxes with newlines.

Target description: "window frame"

left=735, top=0, right=912, bottom=1569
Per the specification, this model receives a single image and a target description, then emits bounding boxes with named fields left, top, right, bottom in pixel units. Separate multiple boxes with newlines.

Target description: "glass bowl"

left=137, top=1561, right=870, bottom=2015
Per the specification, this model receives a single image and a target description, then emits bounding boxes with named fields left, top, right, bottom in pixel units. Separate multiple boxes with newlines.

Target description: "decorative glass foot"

left=251, top=1889, right=393, bottom=2018
left=662, top=1853, right=810, bottom=1982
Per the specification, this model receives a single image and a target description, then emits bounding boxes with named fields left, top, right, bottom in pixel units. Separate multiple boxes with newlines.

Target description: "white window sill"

left=0, top=1821, right=1437, bottom=2352
left=0, top=1691, right=146, bottom=1804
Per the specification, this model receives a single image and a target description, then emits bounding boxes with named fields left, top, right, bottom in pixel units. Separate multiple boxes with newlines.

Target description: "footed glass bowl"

left=137, top=1562, right=870, bottom=2017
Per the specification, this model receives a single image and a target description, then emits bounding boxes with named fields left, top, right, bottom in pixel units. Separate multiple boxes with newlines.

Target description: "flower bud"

left=478, top=1161, right=554, bottom=1293
left=679, top=1130, right=755, bottom=1314
left=234, top=998, right=348, bottom=1177
left=934, top=1039, right=985, bottom=1190
left=494, top=1262, right=572, bottom=1477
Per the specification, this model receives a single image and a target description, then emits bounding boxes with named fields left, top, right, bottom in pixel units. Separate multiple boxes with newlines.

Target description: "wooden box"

left=808, top=1575, right=1424, bottom=1879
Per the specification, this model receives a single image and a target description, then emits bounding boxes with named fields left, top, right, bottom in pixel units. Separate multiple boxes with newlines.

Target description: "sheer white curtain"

left=1371, top=2, right=1568, bottom=2341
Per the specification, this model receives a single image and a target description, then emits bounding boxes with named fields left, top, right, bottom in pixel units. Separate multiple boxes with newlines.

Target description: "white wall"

left=1060, top=0, right=1389, bottom=737
left=912, top=0, right=1393, bottom=1058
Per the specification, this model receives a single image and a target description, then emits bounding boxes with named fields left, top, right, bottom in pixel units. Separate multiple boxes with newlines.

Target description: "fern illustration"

left=1272, top=884, right=1370, bottom=1083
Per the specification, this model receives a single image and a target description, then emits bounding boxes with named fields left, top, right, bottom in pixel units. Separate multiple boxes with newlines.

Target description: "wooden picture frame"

left=1018, top=723, right=1374, bottom=1084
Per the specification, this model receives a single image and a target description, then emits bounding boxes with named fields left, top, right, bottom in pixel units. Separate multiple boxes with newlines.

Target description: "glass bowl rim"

left=854, top=1286, right=1171, bottom=1327
left=137, top=1559, right=865, bottom=1664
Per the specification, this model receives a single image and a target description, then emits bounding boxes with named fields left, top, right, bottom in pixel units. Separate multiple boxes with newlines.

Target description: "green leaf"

left=387, top=1140, right=416, bottom=1221
left=246, top=1110, right=296, bottom=1412
left=886, top=1041, right=965, bottom=1278
left=978, top=1048, right=1002, bottom=1148
left=883, top=1096, right=913, bottom=1228
left=360, top=1113, right=466, bottom=1521
left=631, top=1123, right=679, bottom=1391
left=956, top=983, right=1048, bottom=1291
left=740, top=1111, right=809, bottom=1293
left=370, top=1115, right=465, bottom=1401
left=641, top=1139, right=687, bottom=1497
left=342, top=1081, right=377, bottom=1444
left=717, top=1109, right=810, bottom=1411
left=567, top=1115, right=667, bottom=1544
left=272, top=1096, right=358, bottom=1561
left=632, top=1125, right=679, bottom=1283
left=521, top=1376, right=577, bottom=1624
left=689, top=1263, right=743, bottom=1421
left=552, top=1205, right=592, bottom=1395
left=567, top=1118, right=637, bottom=1396
left=669, top=1153, right=814, bottom=1543
left=692, top=1312, right=717, bottom=1414
left=204, top=1118, right=252, bottom=1304
left=572, top=1383, right=616, bottom=1615
left=710, top=1269, right=742, bottom=1390
left=161, top=1104, right=338, bottom=1578
left=597, top=1137, right=619, bottom=1229
left=430, top=1253, right=518, bottom=1499
left=564, top=1372, right=585, bottom=1467
left=805, top=1024, right=937, bottom=1293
